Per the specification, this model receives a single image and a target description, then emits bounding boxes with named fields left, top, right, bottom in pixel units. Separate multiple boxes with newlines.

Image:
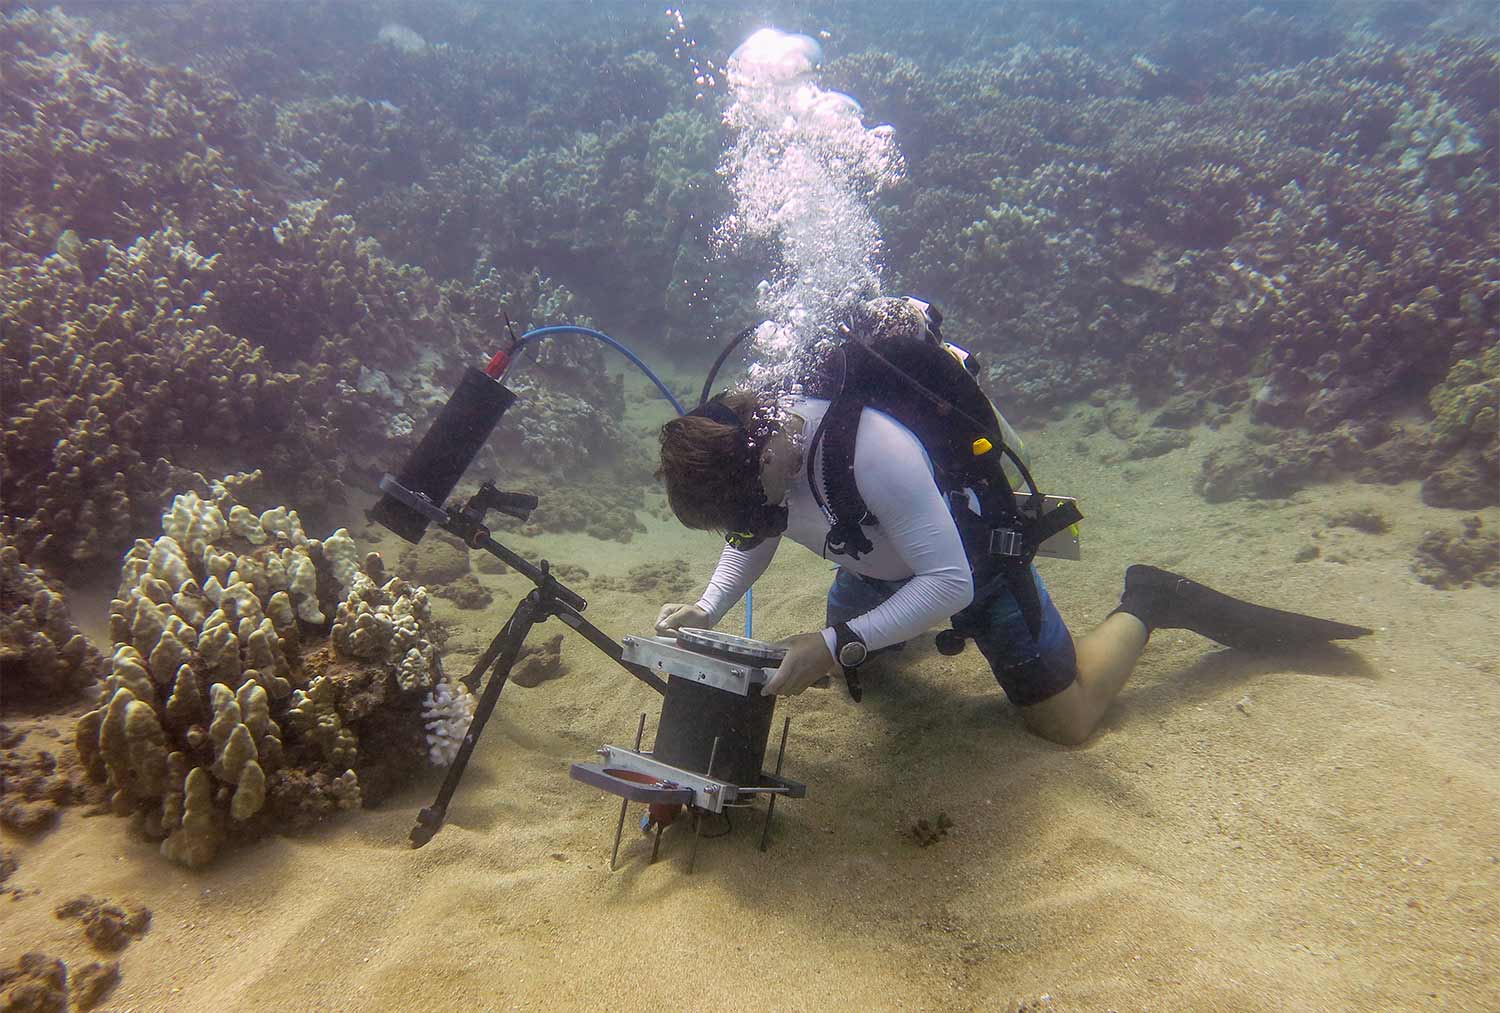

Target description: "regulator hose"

left=513, top=325, right=686, bottom=415
left=507, top=324, right=754, bottom=637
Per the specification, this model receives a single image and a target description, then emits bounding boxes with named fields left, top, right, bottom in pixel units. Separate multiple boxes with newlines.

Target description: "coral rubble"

left=0, top=952, right=69, bottom=1013
left=1412, top=517, right=1500, bottom=589
left=0, top=951, right=119, bottom=1013
left=73, top=489, right=474, bottom=865
left=510, top=634, right=568, bottom=689
left=0, top=723, right=104, bottom=838
left=54, top=896, right=152, bottom=952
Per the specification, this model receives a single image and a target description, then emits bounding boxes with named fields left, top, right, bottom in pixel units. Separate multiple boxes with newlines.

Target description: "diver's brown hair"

left=657, top=390, right=762, bottom=531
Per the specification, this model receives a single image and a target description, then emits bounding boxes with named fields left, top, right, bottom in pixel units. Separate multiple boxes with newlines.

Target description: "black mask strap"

left=688, top=398, right=744, bottom=429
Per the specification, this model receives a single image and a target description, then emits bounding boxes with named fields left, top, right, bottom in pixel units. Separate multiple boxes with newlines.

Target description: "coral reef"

left=396, top=533, right=471, bottom=587
left=0, top=546, right=108, bottom=707
left=0, top=10, right=638, bottom=575
left=0, top=12, right=361, bottom=570
left=1420, top=455, right=1500, bottom=510
left=592, top=559, right=696, bottom=599
left=501, top=436, right=658, bottom=545
left=394, top=532, right=491, bottom=608
left=1417, top=345, right=1500, bottom=510
left=1412, top=517, right=1500, bottom=589
left=838, top=30, right=1497, bottom=500
left=3, top=3, right=1495, bottom=563
left=1428, top=344, right=1500, bottom=451
left=1325, top=506, right=1391, bottom=535
left=68, top=961, right=120, bottom=1012
left=73, top=488, right=473, bottom=865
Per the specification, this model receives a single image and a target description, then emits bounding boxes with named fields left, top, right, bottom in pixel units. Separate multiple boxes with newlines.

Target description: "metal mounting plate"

left=571, top=746, right=807, bottom=813
left=621, top=635, right=771, bottom=697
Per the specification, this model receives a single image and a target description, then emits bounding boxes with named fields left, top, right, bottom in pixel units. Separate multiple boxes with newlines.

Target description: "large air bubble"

left=717, top=27, right=905, bottom=392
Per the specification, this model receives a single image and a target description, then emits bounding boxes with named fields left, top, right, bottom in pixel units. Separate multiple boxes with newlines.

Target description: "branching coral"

left=74, top=488, right=472, bottom=866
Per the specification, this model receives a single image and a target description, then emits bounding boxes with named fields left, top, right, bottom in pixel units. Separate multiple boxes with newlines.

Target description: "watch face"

left=838, top=641, right=868, bottom=667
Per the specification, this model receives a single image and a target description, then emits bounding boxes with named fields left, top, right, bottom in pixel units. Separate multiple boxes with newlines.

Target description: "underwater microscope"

left=368, top=329, right=805, bottom=872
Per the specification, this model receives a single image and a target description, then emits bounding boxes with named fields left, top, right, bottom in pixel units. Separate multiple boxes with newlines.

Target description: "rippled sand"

left=4, top=400, right=1497, bottom=1012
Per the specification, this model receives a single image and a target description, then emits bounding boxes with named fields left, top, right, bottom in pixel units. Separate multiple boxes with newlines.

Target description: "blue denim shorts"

left=825, top=565, right=1078, bottom=706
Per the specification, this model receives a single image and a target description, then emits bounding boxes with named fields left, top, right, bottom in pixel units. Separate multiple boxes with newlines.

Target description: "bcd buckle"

left=988, top=528, right=1026, bottom=557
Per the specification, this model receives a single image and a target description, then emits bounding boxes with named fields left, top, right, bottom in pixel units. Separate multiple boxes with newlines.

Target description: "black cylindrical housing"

left=369, top=367, right=516, bottom=543
left=652, top=675, right=776, bottom=787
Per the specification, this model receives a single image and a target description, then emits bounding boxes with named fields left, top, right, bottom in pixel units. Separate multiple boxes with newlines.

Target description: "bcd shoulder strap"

left=806, top=347, right=877, bottom=558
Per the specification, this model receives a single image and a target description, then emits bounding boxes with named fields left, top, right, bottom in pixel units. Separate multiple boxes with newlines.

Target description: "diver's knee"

left=1024, top=713, right=1092, bottom=746
left=1019, top=683, right=1095, bottom=746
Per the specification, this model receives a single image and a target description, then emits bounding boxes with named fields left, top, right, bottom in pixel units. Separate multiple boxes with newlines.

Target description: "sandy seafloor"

left=4, top=377, right=1497, bottom=1012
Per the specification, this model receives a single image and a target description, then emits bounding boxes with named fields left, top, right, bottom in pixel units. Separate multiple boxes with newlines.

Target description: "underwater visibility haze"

left=1, top=1, right=1497, bottom=1010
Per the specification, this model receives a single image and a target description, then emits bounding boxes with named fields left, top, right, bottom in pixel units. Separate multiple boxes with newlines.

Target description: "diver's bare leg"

left=1019, top=612, right=1147, bottom=746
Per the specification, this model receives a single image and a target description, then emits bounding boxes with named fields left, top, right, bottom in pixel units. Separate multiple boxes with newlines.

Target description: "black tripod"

left=407, top=481, right=667, bottom=848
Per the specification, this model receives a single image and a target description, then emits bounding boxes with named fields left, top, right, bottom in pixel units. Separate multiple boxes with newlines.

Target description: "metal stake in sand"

left=759, top=716, right=791, bottom=852
left=609, top=713, right=648, bottom=872
left=687, top=736, right=721, bottom=875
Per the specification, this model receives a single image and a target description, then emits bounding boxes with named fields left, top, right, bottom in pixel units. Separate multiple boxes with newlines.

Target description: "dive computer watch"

left=831, top=622, right=868, bottom=668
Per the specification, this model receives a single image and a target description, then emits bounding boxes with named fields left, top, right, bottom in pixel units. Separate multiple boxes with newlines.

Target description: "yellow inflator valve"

left=972, top=437, right=993, bottom=456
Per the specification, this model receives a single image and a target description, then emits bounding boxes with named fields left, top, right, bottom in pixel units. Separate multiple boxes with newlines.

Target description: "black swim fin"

left=1115, top=564, right=1374, bottom=651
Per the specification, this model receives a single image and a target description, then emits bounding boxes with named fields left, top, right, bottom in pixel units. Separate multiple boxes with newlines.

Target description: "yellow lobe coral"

left=196, top=616, right=240, bottom=685
left=230, top=760, right=266, bottom=820
left=123, top=699, right=169, bottom=798
left=214, top=723, right=257, bottom=785
left=74, top=707, right=106, bottom=781
left=165, top=662, right=205, bottom=728
left=147, top=628, right=192, bottom=688
left=235, top=682, right=271, bottom=739
left=160, top=767, right=220, bottom=867
left=106, top=644, right=155, bottom=707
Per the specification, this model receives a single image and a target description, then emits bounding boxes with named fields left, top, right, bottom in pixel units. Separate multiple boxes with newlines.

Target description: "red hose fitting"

left=483, top=349, right=512, bottom=379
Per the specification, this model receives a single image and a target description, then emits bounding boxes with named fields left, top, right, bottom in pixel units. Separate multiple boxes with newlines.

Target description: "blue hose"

left=516, top=325, right=686, bottom=415
left=514, top=324, right=752, bottom=636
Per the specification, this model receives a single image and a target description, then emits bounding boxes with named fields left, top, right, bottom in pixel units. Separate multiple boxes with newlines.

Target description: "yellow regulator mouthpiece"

left=972, top=437, right=994, bottom=456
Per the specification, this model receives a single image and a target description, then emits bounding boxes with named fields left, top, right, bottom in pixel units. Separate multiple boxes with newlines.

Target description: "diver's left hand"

left=762, top=632, right=838, bottom=696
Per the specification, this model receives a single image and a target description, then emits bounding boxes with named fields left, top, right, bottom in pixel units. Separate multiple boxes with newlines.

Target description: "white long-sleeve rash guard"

left=692, top=397, right=975, bottom=657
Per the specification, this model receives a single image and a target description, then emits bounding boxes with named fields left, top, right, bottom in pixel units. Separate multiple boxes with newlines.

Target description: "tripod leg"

left=410, top=595, right=538, bottom=848
left=460, top=616, right=513, bottom=693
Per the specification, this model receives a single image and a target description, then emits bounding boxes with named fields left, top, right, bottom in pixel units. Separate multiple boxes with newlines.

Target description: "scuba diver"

left=655, top=296, right=1371, bottom=745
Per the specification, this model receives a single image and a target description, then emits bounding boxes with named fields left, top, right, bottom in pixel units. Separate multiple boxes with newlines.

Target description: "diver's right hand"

left=655, top=603, right=710, bottom=635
